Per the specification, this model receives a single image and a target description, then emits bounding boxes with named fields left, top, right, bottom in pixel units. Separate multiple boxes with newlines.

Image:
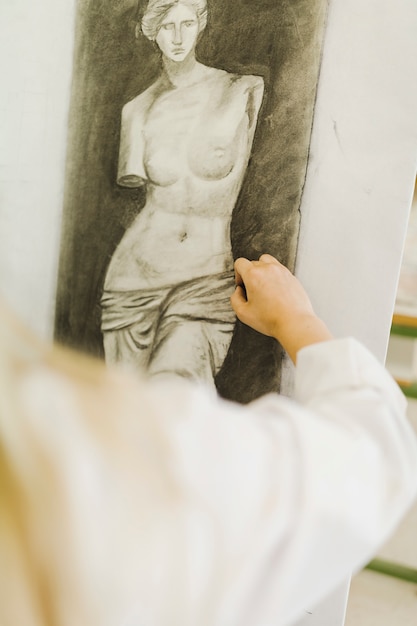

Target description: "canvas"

left=54, top=0, right=329, bottom=402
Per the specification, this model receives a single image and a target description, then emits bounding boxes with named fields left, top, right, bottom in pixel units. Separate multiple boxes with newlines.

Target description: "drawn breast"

left=189, top=80, right=251, bottom=181
left=144, top=124, right=247, bottom=185
left=143, top=99, right=191, bottom=187
left=144, top=142, right=182, bottom=187
left=189, top=122, right=247, bottom=181
left=142, top=76, right=252, bottom=186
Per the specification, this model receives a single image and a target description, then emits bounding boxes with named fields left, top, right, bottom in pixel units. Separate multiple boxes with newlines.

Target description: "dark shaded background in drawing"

left=55, top=0, right=328, bottom=403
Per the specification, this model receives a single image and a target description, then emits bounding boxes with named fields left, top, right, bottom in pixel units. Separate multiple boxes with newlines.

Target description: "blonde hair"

left=0, top=303, right=186, bottom=624
left=141, top=0, right=208, bottom=41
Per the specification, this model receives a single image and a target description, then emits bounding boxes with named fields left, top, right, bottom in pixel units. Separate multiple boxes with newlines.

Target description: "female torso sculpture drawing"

left=101, top=0, right=264, bottom=382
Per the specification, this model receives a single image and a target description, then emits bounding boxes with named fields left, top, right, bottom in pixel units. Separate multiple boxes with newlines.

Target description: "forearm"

left=272, top=312, right=333, bottom=364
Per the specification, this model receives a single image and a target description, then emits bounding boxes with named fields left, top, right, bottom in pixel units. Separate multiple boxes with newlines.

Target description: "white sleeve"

left=1, top=336, right=416, bottom=626
left=155, top=337, right=417, bottom=625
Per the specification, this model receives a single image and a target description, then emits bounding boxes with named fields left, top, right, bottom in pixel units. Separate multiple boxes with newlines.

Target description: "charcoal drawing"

left=102, top=0, right=263, bottom=381
left=55, top=0, right=329, bottom=402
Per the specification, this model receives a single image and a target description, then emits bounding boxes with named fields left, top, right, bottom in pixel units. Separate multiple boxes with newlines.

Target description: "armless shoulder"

left=117, top=81, right=165, bottom=187
left=230, top=74, right=264, bottom=127
left=117, top=72, right=264, bottom=188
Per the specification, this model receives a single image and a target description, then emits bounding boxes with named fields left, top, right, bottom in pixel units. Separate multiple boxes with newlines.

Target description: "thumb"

left=234, top=257, right=253, bottom=286
left=230, top=285, right=247, bottom=314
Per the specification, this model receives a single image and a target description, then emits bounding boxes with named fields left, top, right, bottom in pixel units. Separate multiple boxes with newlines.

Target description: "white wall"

left=297, top=0, right=417, bottom=361
left=0, top=0, right=76, bottom=338
left=289, top=0, right=417, bottom=624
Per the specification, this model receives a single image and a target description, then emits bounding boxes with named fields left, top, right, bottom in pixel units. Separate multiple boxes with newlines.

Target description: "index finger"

left=258, top=253, right=280, bottom=265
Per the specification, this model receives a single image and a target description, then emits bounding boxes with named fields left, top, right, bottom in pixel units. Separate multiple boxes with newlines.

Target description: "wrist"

left=274, top=313, right=333, bottom=364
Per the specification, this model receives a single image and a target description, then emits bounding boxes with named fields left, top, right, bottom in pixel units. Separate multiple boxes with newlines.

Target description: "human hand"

left=230, top=254, right=333, bottom=362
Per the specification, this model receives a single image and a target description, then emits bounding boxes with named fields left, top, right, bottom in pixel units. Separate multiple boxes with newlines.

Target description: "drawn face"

left=156, top=3, right=200, bottom=63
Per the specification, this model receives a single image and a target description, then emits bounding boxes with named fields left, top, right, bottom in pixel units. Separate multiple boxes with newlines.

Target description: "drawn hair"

left=141, top=0, right=208, bottom=41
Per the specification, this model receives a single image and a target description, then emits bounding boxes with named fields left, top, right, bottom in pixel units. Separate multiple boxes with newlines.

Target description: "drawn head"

left=139, top=1, right=207, bottom=62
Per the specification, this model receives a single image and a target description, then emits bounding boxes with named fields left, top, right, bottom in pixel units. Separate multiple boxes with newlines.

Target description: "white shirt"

left=0, top=337, right=416, bottom=626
